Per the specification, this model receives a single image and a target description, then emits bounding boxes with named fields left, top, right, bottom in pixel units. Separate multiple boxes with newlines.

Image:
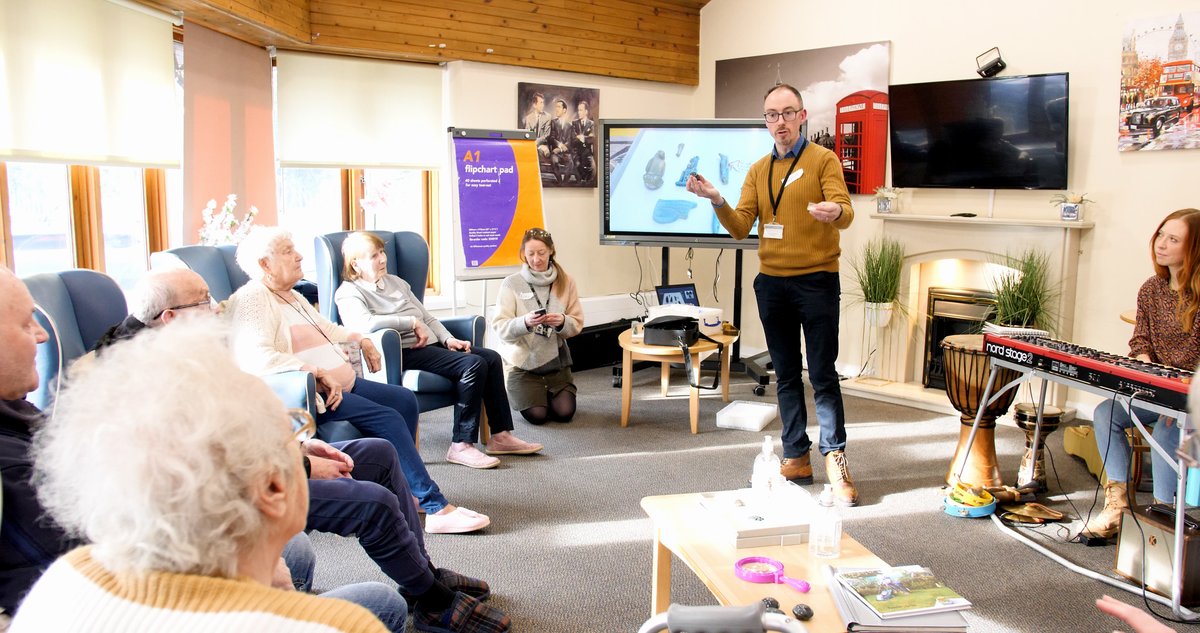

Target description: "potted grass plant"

left=850, top=236, right=905, bottom=328
left=989, top=248, right=1058, bottom=332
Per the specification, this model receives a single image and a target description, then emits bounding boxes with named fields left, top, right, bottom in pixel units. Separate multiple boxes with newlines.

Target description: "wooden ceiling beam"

left=136, top=0, right=707, bottom=85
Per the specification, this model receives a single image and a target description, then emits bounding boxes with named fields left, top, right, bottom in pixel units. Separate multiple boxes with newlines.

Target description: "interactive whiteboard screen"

left=600, top=119, right=769, bottom=248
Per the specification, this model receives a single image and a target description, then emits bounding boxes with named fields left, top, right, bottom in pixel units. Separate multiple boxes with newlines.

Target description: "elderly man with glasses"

left=685, top=83, right=859, bottom=507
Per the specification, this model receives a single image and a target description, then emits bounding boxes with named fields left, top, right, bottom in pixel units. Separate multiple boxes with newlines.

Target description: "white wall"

left=443, top=3, right=1196, bottom=417
left=443, top=60, right=705, bottom=319
left=699, top=0, right=1195, bottom=415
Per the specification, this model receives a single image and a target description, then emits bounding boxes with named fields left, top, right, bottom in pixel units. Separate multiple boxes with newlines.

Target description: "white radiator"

left=579, top=291, right=653, bottom=326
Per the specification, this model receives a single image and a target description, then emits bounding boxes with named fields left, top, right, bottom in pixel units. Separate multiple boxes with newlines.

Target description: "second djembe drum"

left=941, top=334, right=1021, bottom=487
left=1012, top=402, right=1062, bottom=492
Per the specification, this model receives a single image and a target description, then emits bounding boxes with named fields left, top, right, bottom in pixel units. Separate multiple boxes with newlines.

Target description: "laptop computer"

left=655, top=283, right=699, bottom=307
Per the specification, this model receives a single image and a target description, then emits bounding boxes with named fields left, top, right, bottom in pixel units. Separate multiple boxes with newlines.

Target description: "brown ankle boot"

left=1082, top=482, right=1129, bottom=538
left=826, top=450, right=859, bottom=507
left=780, top=452, right=813, bottom=484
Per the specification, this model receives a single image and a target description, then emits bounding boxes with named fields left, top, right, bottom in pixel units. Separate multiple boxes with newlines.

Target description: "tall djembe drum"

left=941, top=334, right=1021, bottom=487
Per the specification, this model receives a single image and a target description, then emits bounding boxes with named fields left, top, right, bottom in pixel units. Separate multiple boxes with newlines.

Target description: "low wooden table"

left=618, top=329, right=737, bottom=434
left=640, top=493, right=887, bottom=632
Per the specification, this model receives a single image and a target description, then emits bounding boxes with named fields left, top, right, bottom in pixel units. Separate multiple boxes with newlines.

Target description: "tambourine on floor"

left=637, top=604, right=808, bottom=633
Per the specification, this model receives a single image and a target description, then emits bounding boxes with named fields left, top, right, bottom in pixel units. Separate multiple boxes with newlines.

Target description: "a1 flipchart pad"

left=450, top=128, right=546, bottom=281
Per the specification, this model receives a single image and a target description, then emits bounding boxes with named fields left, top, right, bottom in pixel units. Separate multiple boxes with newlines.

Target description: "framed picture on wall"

left=518, top=82, right=599, bottom=188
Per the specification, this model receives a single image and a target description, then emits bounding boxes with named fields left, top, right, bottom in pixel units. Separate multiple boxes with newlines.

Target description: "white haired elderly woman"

left=12, top=322, right=387, bottom=631
left=226, top=226, right=488, bottom=534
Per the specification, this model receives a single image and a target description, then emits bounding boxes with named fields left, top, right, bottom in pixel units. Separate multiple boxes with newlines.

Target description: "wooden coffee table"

left=640, top=492, right=887, bottom=631
left=618, top=329, right=738, bottom=434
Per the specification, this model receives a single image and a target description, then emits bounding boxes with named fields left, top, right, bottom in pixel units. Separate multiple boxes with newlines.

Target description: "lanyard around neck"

left=526, top=281, right=552, bottom=311
left=766, top=150, right=803, bottom=224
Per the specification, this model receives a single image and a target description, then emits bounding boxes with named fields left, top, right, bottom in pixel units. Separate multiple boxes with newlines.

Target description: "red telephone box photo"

left=835, top=90, right=889, bottom=194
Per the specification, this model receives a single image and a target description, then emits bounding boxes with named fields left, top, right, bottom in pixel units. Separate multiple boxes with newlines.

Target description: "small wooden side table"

left=618, top=329, right=737, bottom=434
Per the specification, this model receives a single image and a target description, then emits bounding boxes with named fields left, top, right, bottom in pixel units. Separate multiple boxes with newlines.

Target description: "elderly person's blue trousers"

left=318, top=380, right=450, bottom=514
left=305, top=439, right=439, bottom=597
left=283, top=531, right=408, bottom=632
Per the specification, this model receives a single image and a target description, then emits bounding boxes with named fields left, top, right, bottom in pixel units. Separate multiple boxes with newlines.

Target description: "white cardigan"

left=227, top=279, right=356, bottom=376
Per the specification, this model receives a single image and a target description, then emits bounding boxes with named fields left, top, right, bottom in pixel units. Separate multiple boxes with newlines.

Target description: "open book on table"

left=823, top=565, right=969, bottom=633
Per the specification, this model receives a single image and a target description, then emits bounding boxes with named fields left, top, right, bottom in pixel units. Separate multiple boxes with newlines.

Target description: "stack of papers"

left=823, top=565, right=970, bottom=632
left=697, top=486, right=812, bottom=549
left=982, top=322, right=1050, bottom=338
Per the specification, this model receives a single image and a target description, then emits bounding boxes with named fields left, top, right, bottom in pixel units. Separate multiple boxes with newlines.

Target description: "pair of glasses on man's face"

left=762, top=110, right=801, bottom=123
left=152, top=295, right=216, bottom=320
left=288, top=408, right=316, bottom=442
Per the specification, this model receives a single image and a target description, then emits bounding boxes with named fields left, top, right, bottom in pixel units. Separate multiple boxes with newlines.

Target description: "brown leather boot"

left=1082, top=482, right=1129, bottom=538
left=826, top=450, right=859, bottom=507
left=780, top=452, right=813, bottom=484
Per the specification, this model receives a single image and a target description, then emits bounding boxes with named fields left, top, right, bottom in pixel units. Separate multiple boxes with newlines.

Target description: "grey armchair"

left=314, top=230, right=487, bottom=420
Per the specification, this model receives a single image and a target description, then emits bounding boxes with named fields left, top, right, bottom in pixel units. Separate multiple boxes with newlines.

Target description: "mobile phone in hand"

left=534, top=308, right=547, bottom=316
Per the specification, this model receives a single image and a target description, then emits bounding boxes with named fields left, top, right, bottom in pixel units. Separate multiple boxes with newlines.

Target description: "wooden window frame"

left=0, top=161, right=167, bottom=277
left=344, top=167, right=440, bottom=293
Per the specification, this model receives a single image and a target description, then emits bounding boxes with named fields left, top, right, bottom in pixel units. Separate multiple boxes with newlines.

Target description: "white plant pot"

left=864, top=302, right=894, bottom=328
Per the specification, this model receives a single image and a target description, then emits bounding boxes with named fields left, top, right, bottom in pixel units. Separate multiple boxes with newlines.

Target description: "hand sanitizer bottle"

left=751, top=435, right=781, bottom=505
left=809, top=483, right=842, bottom=559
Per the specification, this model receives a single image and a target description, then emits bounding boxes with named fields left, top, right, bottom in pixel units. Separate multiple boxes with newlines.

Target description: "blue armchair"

left=314, top=230, right=487, bottom=418
left=23, top=270, right=130, bottom=410
left=150, top=245, right=382, bottom=443
left=149, top=244, right=248, bottom=302
left=23, top=268, right=320, bottom=425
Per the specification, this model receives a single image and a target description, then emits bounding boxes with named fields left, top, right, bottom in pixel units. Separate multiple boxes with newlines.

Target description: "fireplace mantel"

left=842, top=213, right=1093, bottom=416
left=871, top=212, right=1094, bottom=230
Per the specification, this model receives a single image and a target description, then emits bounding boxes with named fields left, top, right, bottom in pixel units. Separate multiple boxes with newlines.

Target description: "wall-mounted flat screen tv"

left=888, top=73, right=1069, bottom=190
left=600, top=119, right=770, bottom=248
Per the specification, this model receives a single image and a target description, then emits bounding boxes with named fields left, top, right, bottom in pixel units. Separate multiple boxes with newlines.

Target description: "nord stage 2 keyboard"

left=982, top=333, right=1193, bottom=412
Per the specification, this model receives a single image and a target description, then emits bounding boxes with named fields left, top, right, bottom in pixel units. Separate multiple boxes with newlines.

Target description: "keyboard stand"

left=961, top=358, right=1198, bottom=621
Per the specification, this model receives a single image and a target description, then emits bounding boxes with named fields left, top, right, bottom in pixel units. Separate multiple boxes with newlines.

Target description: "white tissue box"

left=646, top=304, right=723, bottom=336
left=716, top=400, right=778, bottom=432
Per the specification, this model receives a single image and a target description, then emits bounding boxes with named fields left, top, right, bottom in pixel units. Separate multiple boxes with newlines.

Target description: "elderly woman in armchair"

left=226, top=226, right=489, bottom=534
left=336, top=231, right=543, bottom=470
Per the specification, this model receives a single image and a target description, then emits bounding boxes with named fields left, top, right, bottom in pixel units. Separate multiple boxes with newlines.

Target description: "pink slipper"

left=425, top=507, right=491, bottom=534
left=446, top=444, right=500, bottom=469
left=486, top=435, right=544, bottom=455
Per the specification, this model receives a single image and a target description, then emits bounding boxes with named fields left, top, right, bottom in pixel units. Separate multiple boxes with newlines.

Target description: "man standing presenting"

left=686, top=83, right=858, bottom=506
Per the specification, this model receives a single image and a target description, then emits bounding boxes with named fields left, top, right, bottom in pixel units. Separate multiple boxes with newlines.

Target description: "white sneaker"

left=425, top=507, right=491, bottom=534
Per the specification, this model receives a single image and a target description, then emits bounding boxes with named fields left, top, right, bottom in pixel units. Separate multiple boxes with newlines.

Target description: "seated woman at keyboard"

left=1084, top=208, right=1200, bottom=539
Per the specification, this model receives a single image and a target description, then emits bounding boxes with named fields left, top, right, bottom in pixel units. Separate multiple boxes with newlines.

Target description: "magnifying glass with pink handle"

left=734, top=556, right=811, bottom=593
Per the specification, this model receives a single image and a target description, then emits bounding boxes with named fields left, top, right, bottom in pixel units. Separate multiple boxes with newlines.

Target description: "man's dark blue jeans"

left=753, top=271, right=846, bottom=459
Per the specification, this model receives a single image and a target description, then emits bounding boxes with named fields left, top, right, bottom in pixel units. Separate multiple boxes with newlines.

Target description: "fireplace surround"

left=841, top=213, right=1092, bottom=413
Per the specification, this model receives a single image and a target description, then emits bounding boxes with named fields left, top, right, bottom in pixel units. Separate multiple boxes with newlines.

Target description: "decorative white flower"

left=874, top=186, right=900, bottom=200
left=1048, top=191, right=1093, bottom=206
left=199, top=194, right=259, bottom=245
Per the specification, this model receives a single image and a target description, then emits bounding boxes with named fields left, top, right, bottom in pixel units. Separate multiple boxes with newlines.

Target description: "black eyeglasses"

left=153, top=296, right=215, bottom=321
left=763, top=110, right=801, bottom=123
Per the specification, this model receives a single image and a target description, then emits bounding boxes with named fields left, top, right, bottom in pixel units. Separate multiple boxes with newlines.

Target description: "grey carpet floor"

left=309, top=365, right=1200, bottom=632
